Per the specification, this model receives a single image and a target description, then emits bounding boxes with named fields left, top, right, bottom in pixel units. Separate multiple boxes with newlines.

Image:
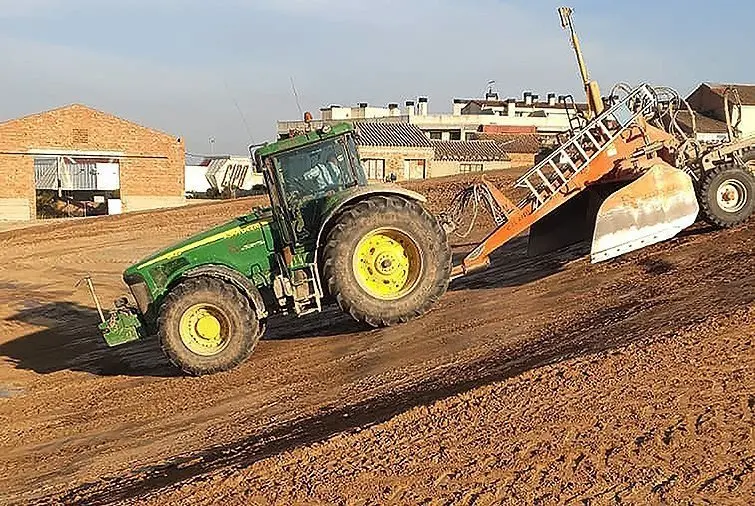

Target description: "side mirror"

left=249, top=142, right=267, bottom=172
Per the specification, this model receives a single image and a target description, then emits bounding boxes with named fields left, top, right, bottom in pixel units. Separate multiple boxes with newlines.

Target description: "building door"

left=403, top=159, right=426, bottom=180
left=363, top=159, right=386, bottom=181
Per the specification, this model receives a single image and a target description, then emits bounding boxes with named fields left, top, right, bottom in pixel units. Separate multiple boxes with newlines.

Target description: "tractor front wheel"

left=322, top=196, right=451, bottom=327
left=158, top=277, right=262, bottom=375
left=698, top=163, right=755, bottom=228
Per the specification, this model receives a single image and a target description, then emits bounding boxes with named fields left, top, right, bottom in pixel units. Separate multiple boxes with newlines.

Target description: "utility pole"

left=209, top=137, right=216, bottom=155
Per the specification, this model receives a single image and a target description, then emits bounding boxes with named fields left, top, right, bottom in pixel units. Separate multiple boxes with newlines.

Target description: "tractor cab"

left=254, top=122, right=368, bottom=247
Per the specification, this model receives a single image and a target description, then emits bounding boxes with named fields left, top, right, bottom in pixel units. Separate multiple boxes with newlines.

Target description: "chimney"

left=523, top=92, right=533, bottom=106
left=452, top=98, right=466, bottom=116
left=507, top=98, right=516, bottom=117
left=417, top=96, right=428, bottom=116
left=388, top=103, right=399, bottom=117
left=531, top=94, right=539, bottom=105
left=547, top=93, right=556, bottom=106
left=405, top=100, right=415, bottom=117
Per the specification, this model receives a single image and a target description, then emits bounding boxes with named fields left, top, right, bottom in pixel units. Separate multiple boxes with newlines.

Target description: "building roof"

left=674, top=111, right=729, bottom=134
left=355, top=122, right=432, bottom=148
left=472, top=133, right=543, bottom=154
left=705, top=83, right=755, bottom=106
left=0, top=103, right=178, bottom=139
left=430, top=140, right=511, bottom=162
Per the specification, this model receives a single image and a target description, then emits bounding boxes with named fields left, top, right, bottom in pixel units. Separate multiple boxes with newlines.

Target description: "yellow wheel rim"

left=179, top=303, right=230, bottom=357
left=352, top=228, right=423, bottom=301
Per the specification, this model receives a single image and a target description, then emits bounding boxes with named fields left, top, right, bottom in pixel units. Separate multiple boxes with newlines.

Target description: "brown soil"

left=0, top=170, right=753, bottom=505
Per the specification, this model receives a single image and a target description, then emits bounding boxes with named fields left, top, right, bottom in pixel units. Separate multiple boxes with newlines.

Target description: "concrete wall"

left=357, top=145, right=434, bottom=181
left=431, top=160, right=511, bottom=178
left=508, top=153, right=537, bottom=167
left=734, top=105, right=755, bottom=138
left=0, top=104, right=185, bottom=220
left=278, top=108, right=573, bottom=138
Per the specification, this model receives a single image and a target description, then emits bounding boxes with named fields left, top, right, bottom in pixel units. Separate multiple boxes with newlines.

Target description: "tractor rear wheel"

left=158, top=277, right=261, bottom=375
left=698, top=163, right=755, bottom=228
left=322, top=196, right=451, bottom=327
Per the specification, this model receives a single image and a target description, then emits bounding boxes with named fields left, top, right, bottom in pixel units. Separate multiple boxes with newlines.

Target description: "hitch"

left=78, top=276, right=145, bottom=347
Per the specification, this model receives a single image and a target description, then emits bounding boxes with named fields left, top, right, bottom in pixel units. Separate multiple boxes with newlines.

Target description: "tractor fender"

left=181, top=264, right=268, bottom=319
left=315, top=185, right=427, bottom=264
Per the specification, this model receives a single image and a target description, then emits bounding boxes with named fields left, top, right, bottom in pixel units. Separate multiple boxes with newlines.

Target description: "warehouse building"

left=0, top=104, right=185, bottom=221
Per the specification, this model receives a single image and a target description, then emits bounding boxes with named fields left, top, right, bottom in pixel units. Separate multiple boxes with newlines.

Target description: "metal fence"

left=34, top=158, right=99, bottom=191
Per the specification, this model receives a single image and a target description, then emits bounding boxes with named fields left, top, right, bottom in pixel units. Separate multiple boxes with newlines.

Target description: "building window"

left=429, top=131, right=442, bottom=140
left=363, top=158, right=386, bottom=180
left=465, top=132, right=476, bottom=141
left=449, top=131, right=461, bottom=140
left=459, top=163, right=483, bottom=174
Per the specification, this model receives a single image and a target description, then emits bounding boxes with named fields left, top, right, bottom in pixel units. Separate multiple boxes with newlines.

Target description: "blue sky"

left=0, top=0, right=751, bottom=154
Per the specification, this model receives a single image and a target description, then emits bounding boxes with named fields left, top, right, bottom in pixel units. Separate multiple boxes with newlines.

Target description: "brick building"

left=354, top=122, right=513, bottom=181
left=354, top=122, right=434, bottom=181
left=472, top=131, right=543, bottom=167
left=0, top=104, right=185, bottom=221
left=430, top=140, right=511, bottom=177
left=687, top=83, right=755, bottom=139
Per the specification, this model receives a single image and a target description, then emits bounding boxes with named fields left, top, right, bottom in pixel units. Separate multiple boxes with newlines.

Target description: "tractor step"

left=291, top=264, right=323, bottom=316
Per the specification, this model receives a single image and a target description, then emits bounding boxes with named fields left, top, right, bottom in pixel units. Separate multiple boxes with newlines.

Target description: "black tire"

left=322, top=195, right=451, bottom=327
left=158, top=277, right=261, bottom=375
left=698, top=163, right=755, bottom=228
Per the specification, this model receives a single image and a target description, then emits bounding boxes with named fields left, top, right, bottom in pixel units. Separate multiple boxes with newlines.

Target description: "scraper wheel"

left=698, top=164, right=755, bottom=228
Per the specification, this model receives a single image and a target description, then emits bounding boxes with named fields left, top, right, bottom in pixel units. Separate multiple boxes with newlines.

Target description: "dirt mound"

left=0, top=170, right=752, bottom=504
left=146, top=308, right=755, bottom=505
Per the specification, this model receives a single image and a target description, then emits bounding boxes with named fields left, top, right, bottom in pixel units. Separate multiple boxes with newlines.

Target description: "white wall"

left=185, top=165, right=211, bottom=193
left=0, top=198, right=32, bottom=221
left=409, top=111, right=571, bottom=134
left=735, top=105, right=755, bottom=138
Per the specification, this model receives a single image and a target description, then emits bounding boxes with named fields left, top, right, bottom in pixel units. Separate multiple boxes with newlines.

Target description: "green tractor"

left=88, top=122, right=451, bottom=375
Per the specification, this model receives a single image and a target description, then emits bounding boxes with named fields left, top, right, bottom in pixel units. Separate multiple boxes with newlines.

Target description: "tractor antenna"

left=290, top=76, right=304, bottom=118
left=224, top=79, right=255, bottom=146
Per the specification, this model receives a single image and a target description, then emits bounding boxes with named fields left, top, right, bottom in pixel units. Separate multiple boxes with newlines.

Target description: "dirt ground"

left=0, top=171, right=753, bottom=505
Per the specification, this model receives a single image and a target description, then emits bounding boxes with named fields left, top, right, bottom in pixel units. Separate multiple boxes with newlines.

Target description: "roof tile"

left=472, top=133, right=543, bottom=154
left=706, top=83, right=755, bottom=106
left=675, top=111, right=729, bottom=134
left=431, top=140, right=511, bottom=162
left=355, top=122, right=432, bottom=148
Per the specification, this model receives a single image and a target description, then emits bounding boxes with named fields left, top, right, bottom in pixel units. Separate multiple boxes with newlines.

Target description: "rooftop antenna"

left=290, top=76, right=304, bottom=118
left=224, top=79, right=255, bottom=147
